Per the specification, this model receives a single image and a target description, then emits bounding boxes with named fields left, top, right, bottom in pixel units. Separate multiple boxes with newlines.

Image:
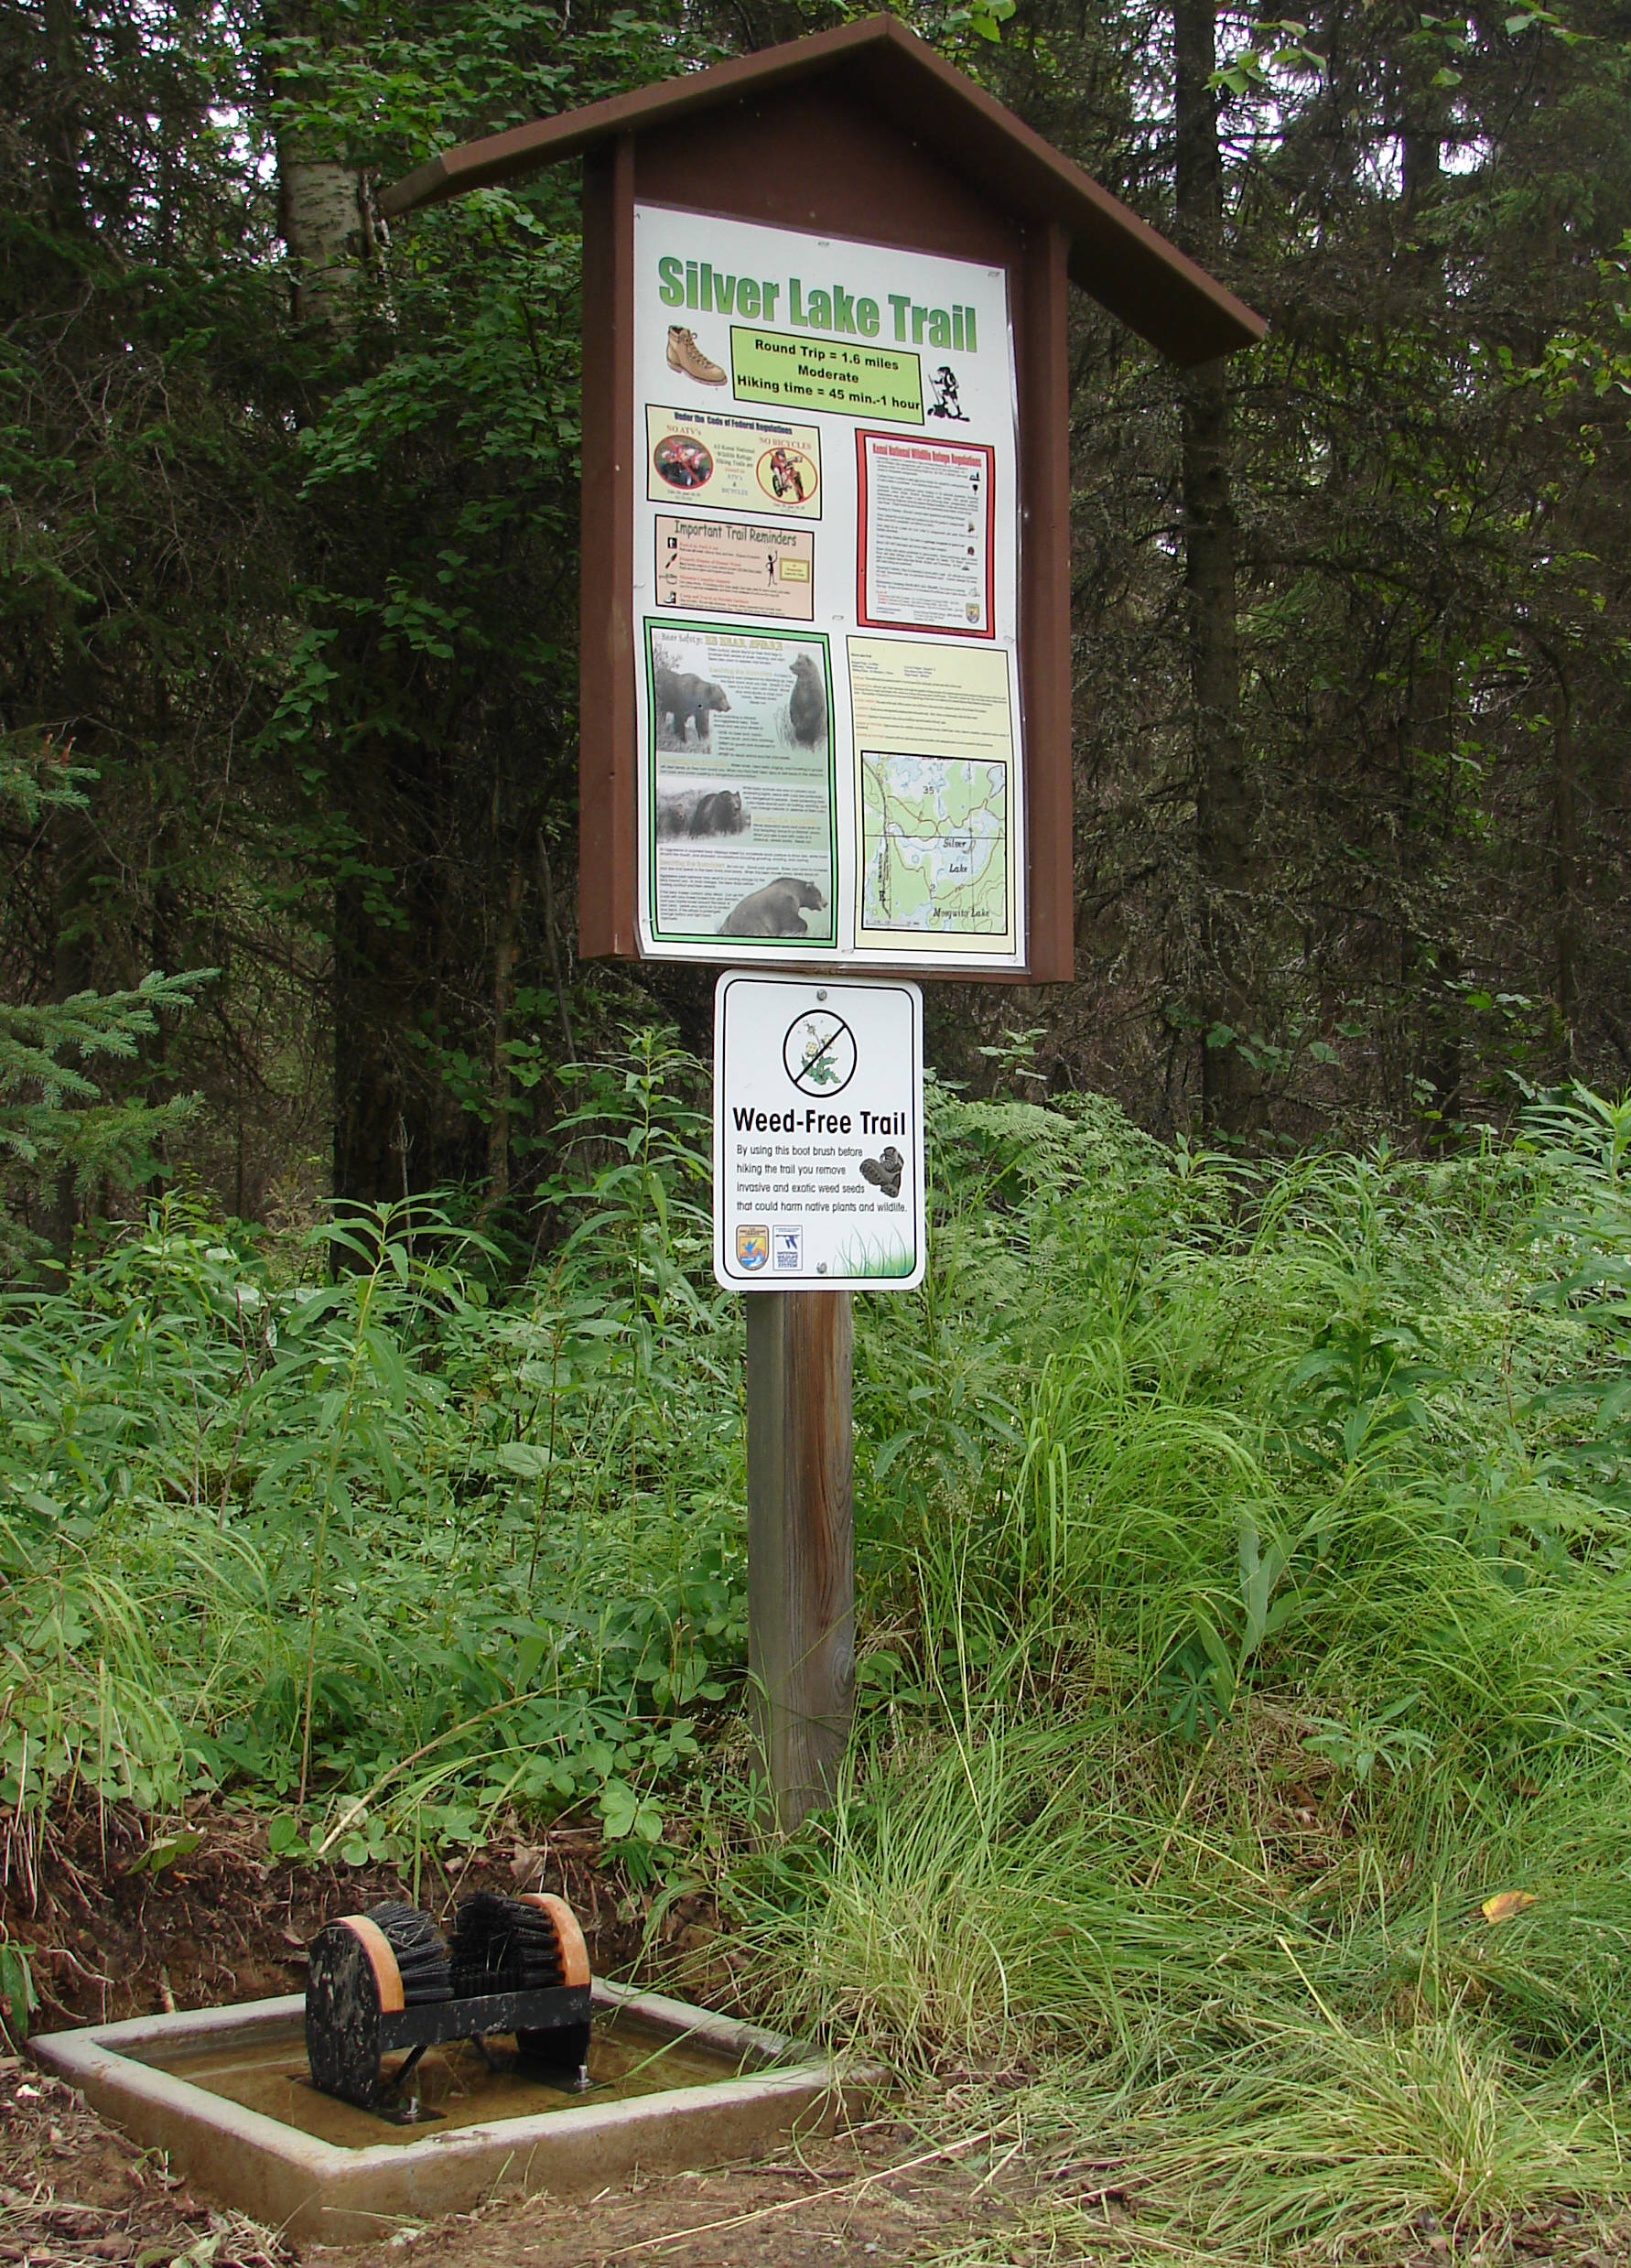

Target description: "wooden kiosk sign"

left=383, top=16, right=1261, bottom=1824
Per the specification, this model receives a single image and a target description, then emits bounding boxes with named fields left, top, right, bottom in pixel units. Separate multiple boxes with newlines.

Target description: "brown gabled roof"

left=379, top=15, right=1263, bottom=367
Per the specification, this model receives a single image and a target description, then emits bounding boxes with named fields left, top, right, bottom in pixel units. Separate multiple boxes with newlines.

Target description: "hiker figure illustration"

left=927, top=365, right=968, bottom=421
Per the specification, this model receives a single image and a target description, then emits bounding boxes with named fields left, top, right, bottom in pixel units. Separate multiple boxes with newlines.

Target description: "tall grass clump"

left=729, top=1079, right=1631, bottom=2252
left=0, top=1031, right=742, bottom=1874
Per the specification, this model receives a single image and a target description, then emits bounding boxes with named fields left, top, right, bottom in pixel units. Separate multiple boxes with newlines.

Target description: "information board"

left=634, top=206, right=1025, bottom=971
left=713, top=971, right=925, bottom=1291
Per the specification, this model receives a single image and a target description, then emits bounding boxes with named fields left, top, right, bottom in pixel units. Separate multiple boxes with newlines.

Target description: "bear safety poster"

left=632, top=205, right=1024, bottom=969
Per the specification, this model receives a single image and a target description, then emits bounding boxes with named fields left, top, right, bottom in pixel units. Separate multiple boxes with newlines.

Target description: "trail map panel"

left=632, top=205, right=1025, bottom=970
left=860, top=754, right=1010, bottom=937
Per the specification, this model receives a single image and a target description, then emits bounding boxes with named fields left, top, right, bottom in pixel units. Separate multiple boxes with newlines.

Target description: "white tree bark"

left=266, top=0, right=367, bottom=335
left=279, top=151, right=366, bottom=332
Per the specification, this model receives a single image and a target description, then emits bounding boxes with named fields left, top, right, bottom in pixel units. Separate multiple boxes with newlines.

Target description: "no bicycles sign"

left=712, top=970, right=924, bottom=1291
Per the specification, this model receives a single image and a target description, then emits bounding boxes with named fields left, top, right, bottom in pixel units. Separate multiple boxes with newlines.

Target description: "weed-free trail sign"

left=714, top=973, right=924, bottom=1291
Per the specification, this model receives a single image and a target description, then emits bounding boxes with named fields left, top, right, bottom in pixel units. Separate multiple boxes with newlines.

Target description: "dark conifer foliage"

left=1, top=2, right=318, bottom=1230
left=2, top=0, right=1626, bottom=1241
left=978, top=0, right=1631, bottom=1134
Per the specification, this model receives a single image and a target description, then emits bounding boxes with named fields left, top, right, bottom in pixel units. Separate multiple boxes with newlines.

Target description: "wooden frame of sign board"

left=383, top=14, right=1264, bottom=986
left=578, top=123, right=1066, bottom=977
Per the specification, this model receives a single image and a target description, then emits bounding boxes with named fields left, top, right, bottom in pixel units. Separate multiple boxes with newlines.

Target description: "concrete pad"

left=31, top=1981, right=876, bottom=2244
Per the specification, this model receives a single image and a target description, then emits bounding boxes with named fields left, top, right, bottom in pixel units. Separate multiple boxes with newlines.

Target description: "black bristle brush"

left=448, top=1892, right=565, bottom=1998
left=366, top=1900, right=453, bottom=2003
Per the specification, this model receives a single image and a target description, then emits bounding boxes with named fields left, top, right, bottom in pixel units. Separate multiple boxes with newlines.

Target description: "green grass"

left=721, top=1078, right=1631, bottom=2253
left=4, top=1052, right=1630, bottom=2253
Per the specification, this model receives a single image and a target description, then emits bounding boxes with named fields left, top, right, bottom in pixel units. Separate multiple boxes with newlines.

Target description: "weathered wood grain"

left=745, top=1291, right=855, bottom=1830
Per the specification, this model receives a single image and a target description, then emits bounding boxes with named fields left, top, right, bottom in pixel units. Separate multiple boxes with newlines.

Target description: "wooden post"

left=745, top=1290, right=855, bottom=1830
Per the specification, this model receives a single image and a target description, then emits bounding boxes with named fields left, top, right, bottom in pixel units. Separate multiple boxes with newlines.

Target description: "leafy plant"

left=0, top=1929, right=35, bottom=2047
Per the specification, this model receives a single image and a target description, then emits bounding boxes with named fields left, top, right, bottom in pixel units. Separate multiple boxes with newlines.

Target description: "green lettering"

left=966, top=307, right=977, bottom=353
left=953, top=305, right=965, bottom=351
left=737, top=277, right=760, bottom=319
left=929, top=306, right=951, bottom=348
left=912, top=304, right=928, bottom=343
left=806, top=287, right=832, bottom=329
left=714, top=272, right=737, bottom=315
left=889, top=293, right=910, bottom=341
left=858, top=297, right=880, bottom=337
left=686, top=260, right=698, bottom=310
left=832, top=285, right=856, bottom=334
left=790, top=278, right=806, bottom=326
left=762, top=281, right=780, bottom=321
left=658, top=255, right=684, bottom=308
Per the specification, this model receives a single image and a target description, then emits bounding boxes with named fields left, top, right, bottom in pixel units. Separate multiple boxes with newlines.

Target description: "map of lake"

left=859, top=753, right=1009, bottom=933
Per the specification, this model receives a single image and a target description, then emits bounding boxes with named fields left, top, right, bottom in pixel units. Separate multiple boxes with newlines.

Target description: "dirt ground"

left=5, top=1806, right=1630, bottom=2268
left=0, top=2057, right=1027, bottom=2268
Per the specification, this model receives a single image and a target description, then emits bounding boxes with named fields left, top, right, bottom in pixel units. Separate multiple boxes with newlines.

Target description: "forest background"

left=5, top=10, right=1631, bottom=2254
left=5, top=0, right=1629, bottom=1243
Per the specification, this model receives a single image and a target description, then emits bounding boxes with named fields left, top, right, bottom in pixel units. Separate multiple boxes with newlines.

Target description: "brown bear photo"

left=787, top=653, right=826, bottom=748
left=654, top=786, right=750, bottom=838
left=653, top=660, right=730, bottom=745
left=718, top=878, right=826, bottom=938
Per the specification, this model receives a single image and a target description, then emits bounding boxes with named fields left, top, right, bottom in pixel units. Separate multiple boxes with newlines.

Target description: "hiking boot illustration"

left=667, top=326, right=727, bottom=385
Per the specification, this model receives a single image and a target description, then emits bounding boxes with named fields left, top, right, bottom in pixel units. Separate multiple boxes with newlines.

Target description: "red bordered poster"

left=854, top=429, right=997, bottom=640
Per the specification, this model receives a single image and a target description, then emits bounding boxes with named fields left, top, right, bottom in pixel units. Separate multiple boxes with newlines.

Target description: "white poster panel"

left=633, top=204, right=1025, bottom=971
left=713, top=971, right=925, bottom=1291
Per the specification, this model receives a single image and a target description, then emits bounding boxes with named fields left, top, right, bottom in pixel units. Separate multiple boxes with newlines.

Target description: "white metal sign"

left=634, top=204, right=1025, bottom=973
left=713, top=971, right=925, bottom=1291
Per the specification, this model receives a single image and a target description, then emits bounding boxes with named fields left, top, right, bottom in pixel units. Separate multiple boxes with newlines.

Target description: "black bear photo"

left=787, top=653, right=826, bottom=747
left=655, top=787, right=750, bottom=838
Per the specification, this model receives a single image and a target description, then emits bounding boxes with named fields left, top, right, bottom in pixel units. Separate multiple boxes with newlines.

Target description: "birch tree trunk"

left=280, top=156, right=367, bottom=331
left=265, top=2, right=367, bottom=335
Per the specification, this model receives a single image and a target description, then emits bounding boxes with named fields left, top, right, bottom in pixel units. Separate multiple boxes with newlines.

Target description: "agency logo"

left=772, top=1226, right=803, bottom=1271
left=735, top=1223, right=770, bottom=1271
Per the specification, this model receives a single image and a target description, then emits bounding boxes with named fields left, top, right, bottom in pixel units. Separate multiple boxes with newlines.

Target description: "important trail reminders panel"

left=713, top=971, right=925, bottom=1291
left=634, top=207, right=1024, bottom=970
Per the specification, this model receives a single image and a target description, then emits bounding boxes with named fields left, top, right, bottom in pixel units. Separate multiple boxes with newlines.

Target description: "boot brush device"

left=305, top=1892, right=592, bottom=2111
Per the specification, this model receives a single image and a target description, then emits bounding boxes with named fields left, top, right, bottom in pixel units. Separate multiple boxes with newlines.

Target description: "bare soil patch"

left=0, top=2056, right=294, bottom=2268
left=0, top=2052, right=1011, bottom=2268
left=0, top=1801, right=684, bottom=2033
